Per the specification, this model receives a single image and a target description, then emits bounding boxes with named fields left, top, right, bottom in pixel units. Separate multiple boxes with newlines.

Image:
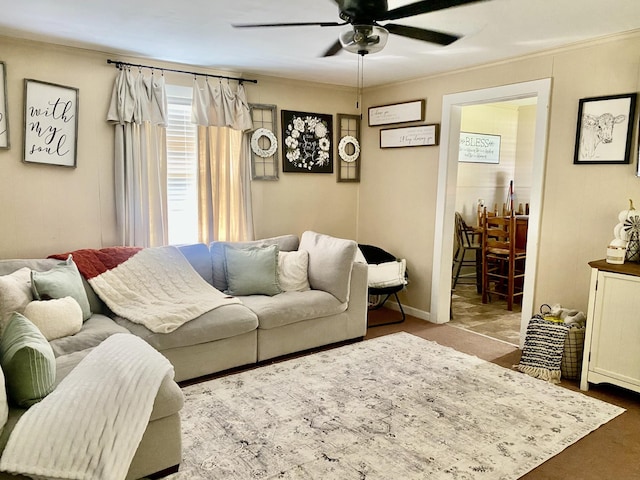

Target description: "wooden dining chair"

left=452, top=212, right=481, bottom=293
left=481, top=207, right=527, bottom=311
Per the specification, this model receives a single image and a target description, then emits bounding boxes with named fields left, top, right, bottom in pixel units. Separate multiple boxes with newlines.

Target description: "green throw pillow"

left=31, top=255, right=91, bottom=321
left=0, top=312, right=56, bottom=407
left=225, top=245, right=281, bottom=296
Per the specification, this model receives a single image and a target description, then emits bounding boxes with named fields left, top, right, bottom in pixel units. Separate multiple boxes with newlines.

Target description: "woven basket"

left=561, top=326, right=586, bottom=380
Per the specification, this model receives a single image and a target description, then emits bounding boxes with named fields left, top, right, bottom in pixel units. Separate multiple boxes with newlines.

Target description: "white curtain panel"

left=107, top=69, right=168, bottom=247
left=192, top=79, right=254, bottom=242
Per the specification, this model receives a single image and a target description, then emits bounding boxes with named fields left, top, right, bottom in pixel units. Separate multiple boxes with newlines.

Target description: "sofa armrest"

left=345, top=262, right=368, bottom=338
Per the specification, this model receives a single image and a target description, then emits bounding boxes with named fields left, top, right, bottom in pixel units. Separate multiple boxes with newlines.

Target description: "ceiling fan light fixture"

left=340, top=24, right=389, bottom=55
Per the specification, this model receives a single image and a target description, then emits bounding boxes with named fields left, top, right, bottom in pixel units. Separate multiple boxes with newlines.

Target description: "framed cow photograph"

left=573, top=93, right=636, bottom=165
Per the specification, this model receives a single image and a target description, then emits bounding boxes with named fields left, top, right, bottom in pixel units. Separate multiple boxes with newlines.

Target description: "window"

left=166, top=85, right=198, bottom=245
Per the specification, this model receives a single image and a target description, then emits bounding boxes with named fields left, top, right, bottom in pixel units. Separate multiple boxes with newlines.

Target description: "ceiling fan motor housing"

left=339, top=0, right=389, bottom=24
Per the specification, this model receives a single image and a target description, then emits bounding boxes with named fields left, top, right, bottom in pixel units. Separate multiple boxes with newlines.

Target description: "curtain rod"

left=106, top=59, right=258, bottom=84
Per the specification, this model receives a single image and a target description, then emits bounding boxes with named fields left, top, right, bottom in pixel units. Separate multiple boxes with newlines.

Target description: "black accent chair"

left=358, top=244, right=407, bottom=327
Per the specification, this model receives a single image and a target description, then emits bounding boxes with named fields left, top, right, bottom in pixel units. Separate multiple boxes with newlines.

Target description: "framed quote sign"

left=23, top=79, right=78, bottom=167
left=368, top=99, right=425, bottom=126
left=458, top=132, right=501, bottom=164
left=380, top=124, right=438, bottom=148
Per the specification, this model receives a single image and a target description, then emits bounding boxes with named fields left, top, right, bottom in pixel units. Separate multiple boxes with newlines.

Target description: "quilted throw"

left=516, top=316, right=569, bottom=383
left=0, top=334, right=174, bottom=480
left=51, top=246, right=240, bottom=333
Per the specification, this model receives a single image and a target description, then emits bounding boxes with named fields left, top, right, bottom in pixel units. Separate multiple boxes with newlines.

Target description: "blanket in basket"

left=51, top=245, right=240, bottom=333
left=516, top=315, right=569, bottom=383
left=0, top=334, right=173, bottom=480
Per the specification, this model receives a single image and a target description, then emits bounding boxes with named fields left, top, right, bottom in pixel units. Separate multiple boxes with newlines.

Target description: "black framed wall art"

left=573, top=93, right=636, bottom=165
left=23, top=79, right=79, bottom=167
left=281, top=110, right=333, bottom=173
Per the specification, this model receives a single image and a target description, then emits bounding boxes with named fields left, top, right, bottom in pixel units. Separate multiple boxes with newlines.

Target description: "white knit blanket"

left=0, top=334, right=174, bottom=480
left=89, top=245, right=241, bottom=333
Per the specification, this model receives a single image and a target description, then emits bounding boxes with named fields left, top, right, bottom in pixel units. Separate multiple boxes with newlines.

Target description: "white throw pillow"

left=278, top=251, right=310, bottom=292
left=23, top=296, right=83, bottom=341
left=368, top=260, right=407, bottom=288
left=0, top=267, right=33, bottom=336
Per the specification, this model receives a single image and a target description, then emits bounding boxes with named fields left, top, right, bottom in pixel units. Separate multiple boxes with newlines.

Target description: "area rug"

left=167, top=332, right=624, bottom=480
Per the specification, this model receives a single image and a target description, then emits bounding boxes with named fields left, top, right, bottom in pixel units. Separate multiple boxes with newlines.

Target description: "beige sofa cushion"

left=240, top=290, right=346, bottom=330
left=49, top=314, right=130, bottom=358
left=299, top=231, right=357, bottom=303
left=210, top=234, right=299, bottom=292
left=114, top=303, right=258, bottom=351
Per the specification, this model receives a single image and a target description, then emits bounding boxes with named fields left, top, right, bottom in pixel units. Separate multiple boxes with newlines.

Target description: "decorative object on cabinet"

left=581, top=260, right=640, bottom=394
left=23, top=79, right=78, bottom=167
left=0, top=61, right=8, bottom=149
left=249, top=104, right=278, bottom=180
left=573, top=92, right=636, bottom=165
left=368, top=99, right=425, bottom=126
left=336, top=113, right=360, bottom=182
left=380, top=124, right=438, bottom=149
left=458, top=132, right=501, bottom=164
left=281, top=110, right=333, bottom=174
left=609, top=199, right=640, bottom=263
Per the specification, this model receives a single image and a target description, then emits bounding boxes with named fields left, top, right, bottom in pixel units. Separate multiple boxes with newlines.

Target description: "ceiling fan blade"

left=232, top=21, right=344, bottom=28
left=322, top=39, right=344, bottom=57
left=382, top=0, right=484, bottom=21
left=384, top=23, right=459, bottom=45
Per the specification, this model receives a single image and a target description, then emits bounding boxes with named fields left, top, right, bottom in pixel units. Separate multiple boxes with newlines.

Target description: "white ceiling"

left=1, top=0, right=639, bottom=87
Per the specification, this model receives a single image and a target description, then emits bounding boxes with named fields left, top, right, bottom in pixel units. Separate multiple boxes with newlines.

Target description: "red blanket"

left=49, top=247, right=142, bottom=280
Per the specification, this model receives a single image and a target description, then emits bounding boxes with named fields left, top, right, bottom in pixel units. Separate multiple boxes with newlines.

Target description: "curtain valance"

left=107, top=69, right=168, bottom=126
left=191, top=79, right=252, bottom=131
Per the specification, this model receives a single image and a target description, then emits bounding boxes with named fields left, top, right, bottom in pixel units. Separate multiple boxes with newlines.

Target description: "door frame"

left=430, top=79, right=552, bottom=345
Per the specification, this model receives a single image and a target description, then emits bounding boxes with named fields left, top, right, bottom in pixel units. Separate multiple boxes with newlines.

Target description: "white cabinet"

left=580, top=260, right=640, bottom=393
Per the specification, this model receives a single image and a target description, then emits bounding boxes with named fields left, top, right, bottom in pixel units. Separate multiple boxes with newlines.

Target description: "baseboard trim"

left=384, top=301, right=433, bottom=323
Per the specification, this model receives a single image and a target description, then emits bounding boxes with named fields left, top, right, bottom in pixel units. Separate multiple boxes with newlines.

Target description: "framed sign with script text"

left=368, top=99, right=425, bottom=127
left=380, top=124, right=439, bottom=148
left=23, top=79, right=78, bottom=167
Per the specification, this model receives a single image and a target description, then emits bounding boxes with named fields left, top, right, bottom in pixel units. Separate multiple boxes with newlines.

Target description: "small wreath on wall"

left=250, top=128, right=278, bottom=158
left=338, top=135, right=360, bottom=163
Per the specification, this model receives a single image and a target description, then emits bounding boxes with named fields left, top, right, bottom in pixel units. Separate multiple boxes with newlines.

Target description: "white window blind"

left=166, top=85, right=198, bottom=245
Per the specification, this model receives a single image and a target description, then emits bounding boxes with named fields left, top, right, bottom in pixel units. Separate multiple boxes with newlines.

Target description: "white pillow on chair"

left=368, top=260, right=407, bottom=288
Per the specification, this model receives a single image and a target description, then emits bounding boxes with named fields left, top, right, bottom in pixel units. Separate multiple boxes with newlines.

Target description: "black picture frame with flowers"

left=281, top=110, right=333, bottom=173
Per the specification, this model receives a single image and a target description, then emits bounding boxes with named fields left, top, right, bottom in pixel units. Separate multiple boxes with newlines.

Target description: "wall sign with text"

left=368, top=99, right=425, bottom=127
left=458, top=132, right=501, bottom=164
left=380, top=124, right=439, bottom=148
left=23, top=79, right=78, bottom=167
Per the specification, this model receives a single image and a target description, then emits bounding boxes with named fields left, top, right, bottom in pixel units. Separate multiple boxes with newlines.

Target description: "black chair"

left=452, top=212, right=482, bottom=293
left=358, top=244, right=407, bottom=327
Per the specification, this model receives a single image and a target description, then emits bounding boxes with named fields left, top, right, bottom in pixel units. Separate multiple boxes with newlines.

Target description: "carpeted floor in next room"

left=366, top=309, right=640, bottom=480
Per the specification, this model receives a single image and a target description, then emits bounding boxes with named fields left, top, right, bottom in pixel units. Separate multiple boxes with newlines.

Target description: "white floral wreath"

left=250, top=128, right=278, bottom=158
left=338, top=135, right=360, bottom=163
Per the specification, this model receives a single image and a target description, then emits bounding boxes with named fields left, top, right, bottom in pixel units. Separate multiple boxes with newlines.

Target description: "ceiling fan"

left=233, top=0, right=484, bottom=56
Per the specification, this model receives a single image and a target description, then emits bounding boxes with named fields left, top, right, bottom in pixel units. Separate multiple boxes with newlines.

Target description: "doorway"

left=430, top=79, right=552, bottom=347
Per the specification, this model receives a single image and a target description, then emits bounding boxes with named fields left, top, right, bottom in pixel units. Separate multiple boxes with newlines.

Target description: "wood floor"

left=366, top=309, right=640, bottom=480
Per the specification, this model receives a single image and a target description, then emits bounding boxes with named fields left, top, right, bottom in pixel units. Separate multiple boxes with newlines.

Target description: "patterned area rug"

left=167, top=332, right=624, bottom=479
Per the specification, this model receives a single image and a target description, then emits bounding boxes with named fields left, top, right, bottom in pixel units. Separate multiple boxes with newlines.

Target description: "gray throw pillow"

left=0, top=312, right=56, bottom=407
left=299, top=231, right=357, bottom=304
left=210, top=235, right=300, bottom=292
left=225, top=245, right=281, bottom=296
left=31, top=255, right=92, bottom=321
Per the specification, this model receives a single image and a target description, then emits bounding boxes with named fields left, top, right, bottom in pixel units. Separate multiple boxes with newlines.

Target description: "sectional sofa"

left=0, top=231, right=368, bottom=479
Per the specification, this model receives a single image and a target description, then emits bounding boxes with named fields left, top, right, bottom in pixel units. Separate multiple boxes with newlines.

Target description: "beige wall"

left=0, top=36, right=358, bottom=258
left=2, top=31, right=640, bottom=319
left=359, top=31, right=640, bottom=316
